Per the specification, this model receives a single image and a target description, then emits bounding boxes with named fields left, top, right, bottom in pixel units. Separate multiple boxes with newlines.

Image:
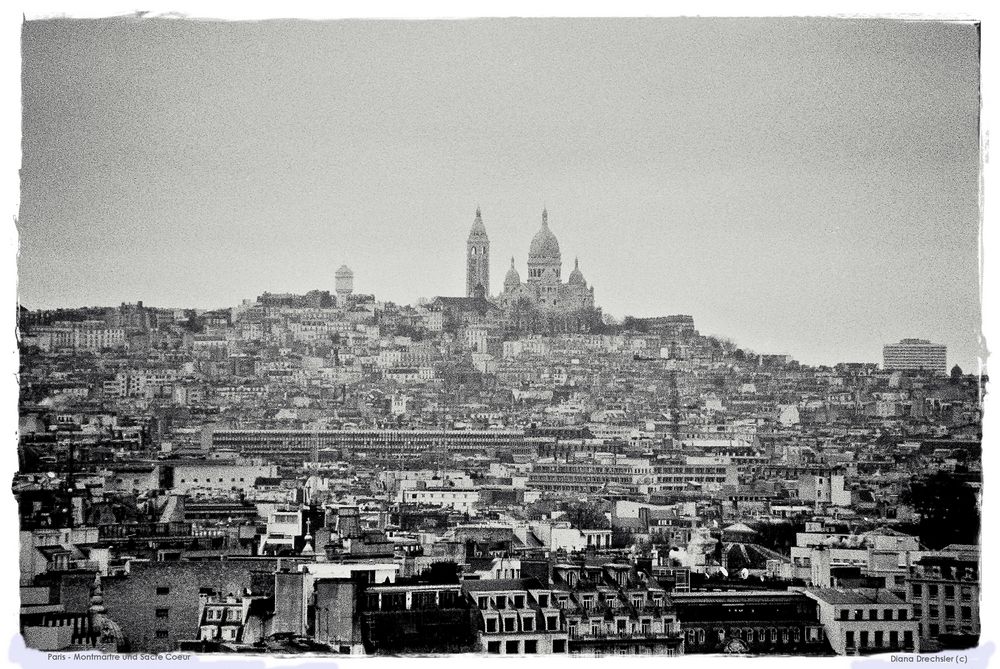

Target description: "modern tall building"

left=882, top=339, right=947, bottom=374
left=466, top=207, right=490, bottom=298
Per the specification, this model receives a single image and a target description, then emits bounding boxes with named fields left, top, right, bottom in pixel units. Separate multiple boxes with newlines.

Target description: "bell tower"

left=466, top=206, right=490, bottom=298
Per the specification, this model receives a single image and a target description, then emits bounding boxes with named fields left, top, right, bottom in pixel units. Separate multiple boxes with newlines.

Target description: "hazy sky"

left=19, top=17, right=982, bottom=369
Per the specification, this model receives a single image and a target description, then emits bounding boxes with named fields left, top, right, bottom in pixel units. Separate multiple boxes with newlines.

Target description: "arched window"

left=471, top=247, right=477, bottom=255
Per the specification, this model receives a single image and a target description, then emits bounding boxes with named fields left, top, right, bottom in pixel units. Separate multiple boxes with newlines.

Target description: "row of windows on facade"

left=911, top=583, right=976, bottom=599
left=919, top=622, right=977, bottom=637
left=567, top=619, right=666, bottom=638
left=203, top=607, right=242, bottom=622
left=476, top=593, right=547, bottom=609
left=911, top=605, right=976, bottom=622
left=845, top=629, right=915, bottom=649
left=684, top=626, right=820, bottom=645
left=200, top=626, right=239, bottom=641
left=485, top=639, right=565, bottom=654
left=484, top=615, right=561, bottom=633
left=567, top=594, right=666, bottom=609
left=836, top=608, right=910, bottom=621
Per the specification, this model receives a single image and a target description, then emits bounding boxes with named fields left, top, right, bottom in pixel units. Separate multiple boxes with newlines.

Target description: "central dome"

left=528, top=208, right=561, bottom=260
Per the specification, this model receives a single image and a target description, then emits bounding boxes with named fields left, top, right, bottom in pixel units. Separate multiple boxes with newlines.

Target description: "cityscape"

left=13, top=14, right=984, bottom=663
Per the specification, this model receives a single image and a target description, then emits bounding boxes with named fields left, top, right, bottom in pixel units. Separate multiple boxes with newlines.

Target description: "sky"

left=17, top=16, right=982, bottom=370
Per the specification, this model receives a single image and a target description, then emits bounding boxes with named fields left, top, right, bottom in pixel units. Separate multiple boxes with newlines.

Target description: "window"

left=486, top=618, right=496, bottom=633
left=514, top=595, right=525, bottom=608
left=928, top=585, right=939, bottom=598
left=523, top=617, right=534, bottom=632
left=930, top=624, right=940, bottom=637
left=899, top=608, right=908, bottom=620
left=537, top=594, right=549, bottom=608
left=846, top=631, right=855, bottom=648
left=869, top=609, right=878, bottom=621
left=904, top=631, right=914, bottom=648
left=912, top=583, right=922, bottom=597
left=524, top=640, right=537, bottom=654
left=553, top=639, right=567, bottom=653
left=875, top=631, right=884, bottom=647
left=547, top=616, right=558, bottom=630
left=155, top=608, right=169, bottom=619
left=883, top=609, right=893, bottom=621
left=961, top=606, right=972, bottom=620
left=156, top=586, right=170, bottom=595
left=487, top=641, right=501, bottom=654
left=890, top=631, right=899, bottom=648
left=930, top=605, right=940, bottom=619
left=860, top=631, right=869, bottom=647
left=839, top=609, right=850, bottom=621
left=495, top=596, right=506, bottom=609
left=156, top=630, right=169, bottom=639
left=478, top=596, right=488, bottom=609
left=505, top=640, right=520, bottom=654
left=504, top=618, right=515, bottom=632
left=945, top=605, right=955, bottom=620
left=945, top=585, right=955, bottom=600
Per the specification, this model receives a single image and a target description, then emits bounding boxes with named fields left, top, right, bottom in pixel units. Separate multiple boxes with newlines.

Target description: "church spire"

left=542, top=206, right=548, bottom=227
left=467, top=206, right=490, bottom=297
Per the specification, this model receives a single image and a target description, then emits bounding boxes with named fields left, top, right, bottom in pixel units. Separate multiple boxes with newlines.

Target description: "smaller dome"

left=568, top=258, right=586, bottom=285
left=504, top=257, right=521, bottom=289
left=335, top=265, right=353, bottom=277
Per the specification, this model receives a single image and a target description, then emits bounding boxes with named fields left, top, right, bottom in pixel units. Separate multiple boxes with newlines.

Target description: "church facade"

left=464, top=207, right=598, bottom=333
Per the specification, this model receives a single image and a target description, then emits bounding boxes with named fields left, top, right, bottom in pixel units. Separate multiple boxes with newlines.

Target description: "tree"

left=562, top=502, right=610, bottom=530
left=951, top=364, right=964, bottom=384
left=901, top=471, right=980, bottom=549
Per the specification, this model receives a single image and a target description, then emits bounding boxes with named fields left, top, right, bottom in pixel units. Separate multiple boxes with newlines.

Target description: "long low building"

left=527, top=458, right=655, bottom=494
left=211, top=429, right=529, bottom=464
